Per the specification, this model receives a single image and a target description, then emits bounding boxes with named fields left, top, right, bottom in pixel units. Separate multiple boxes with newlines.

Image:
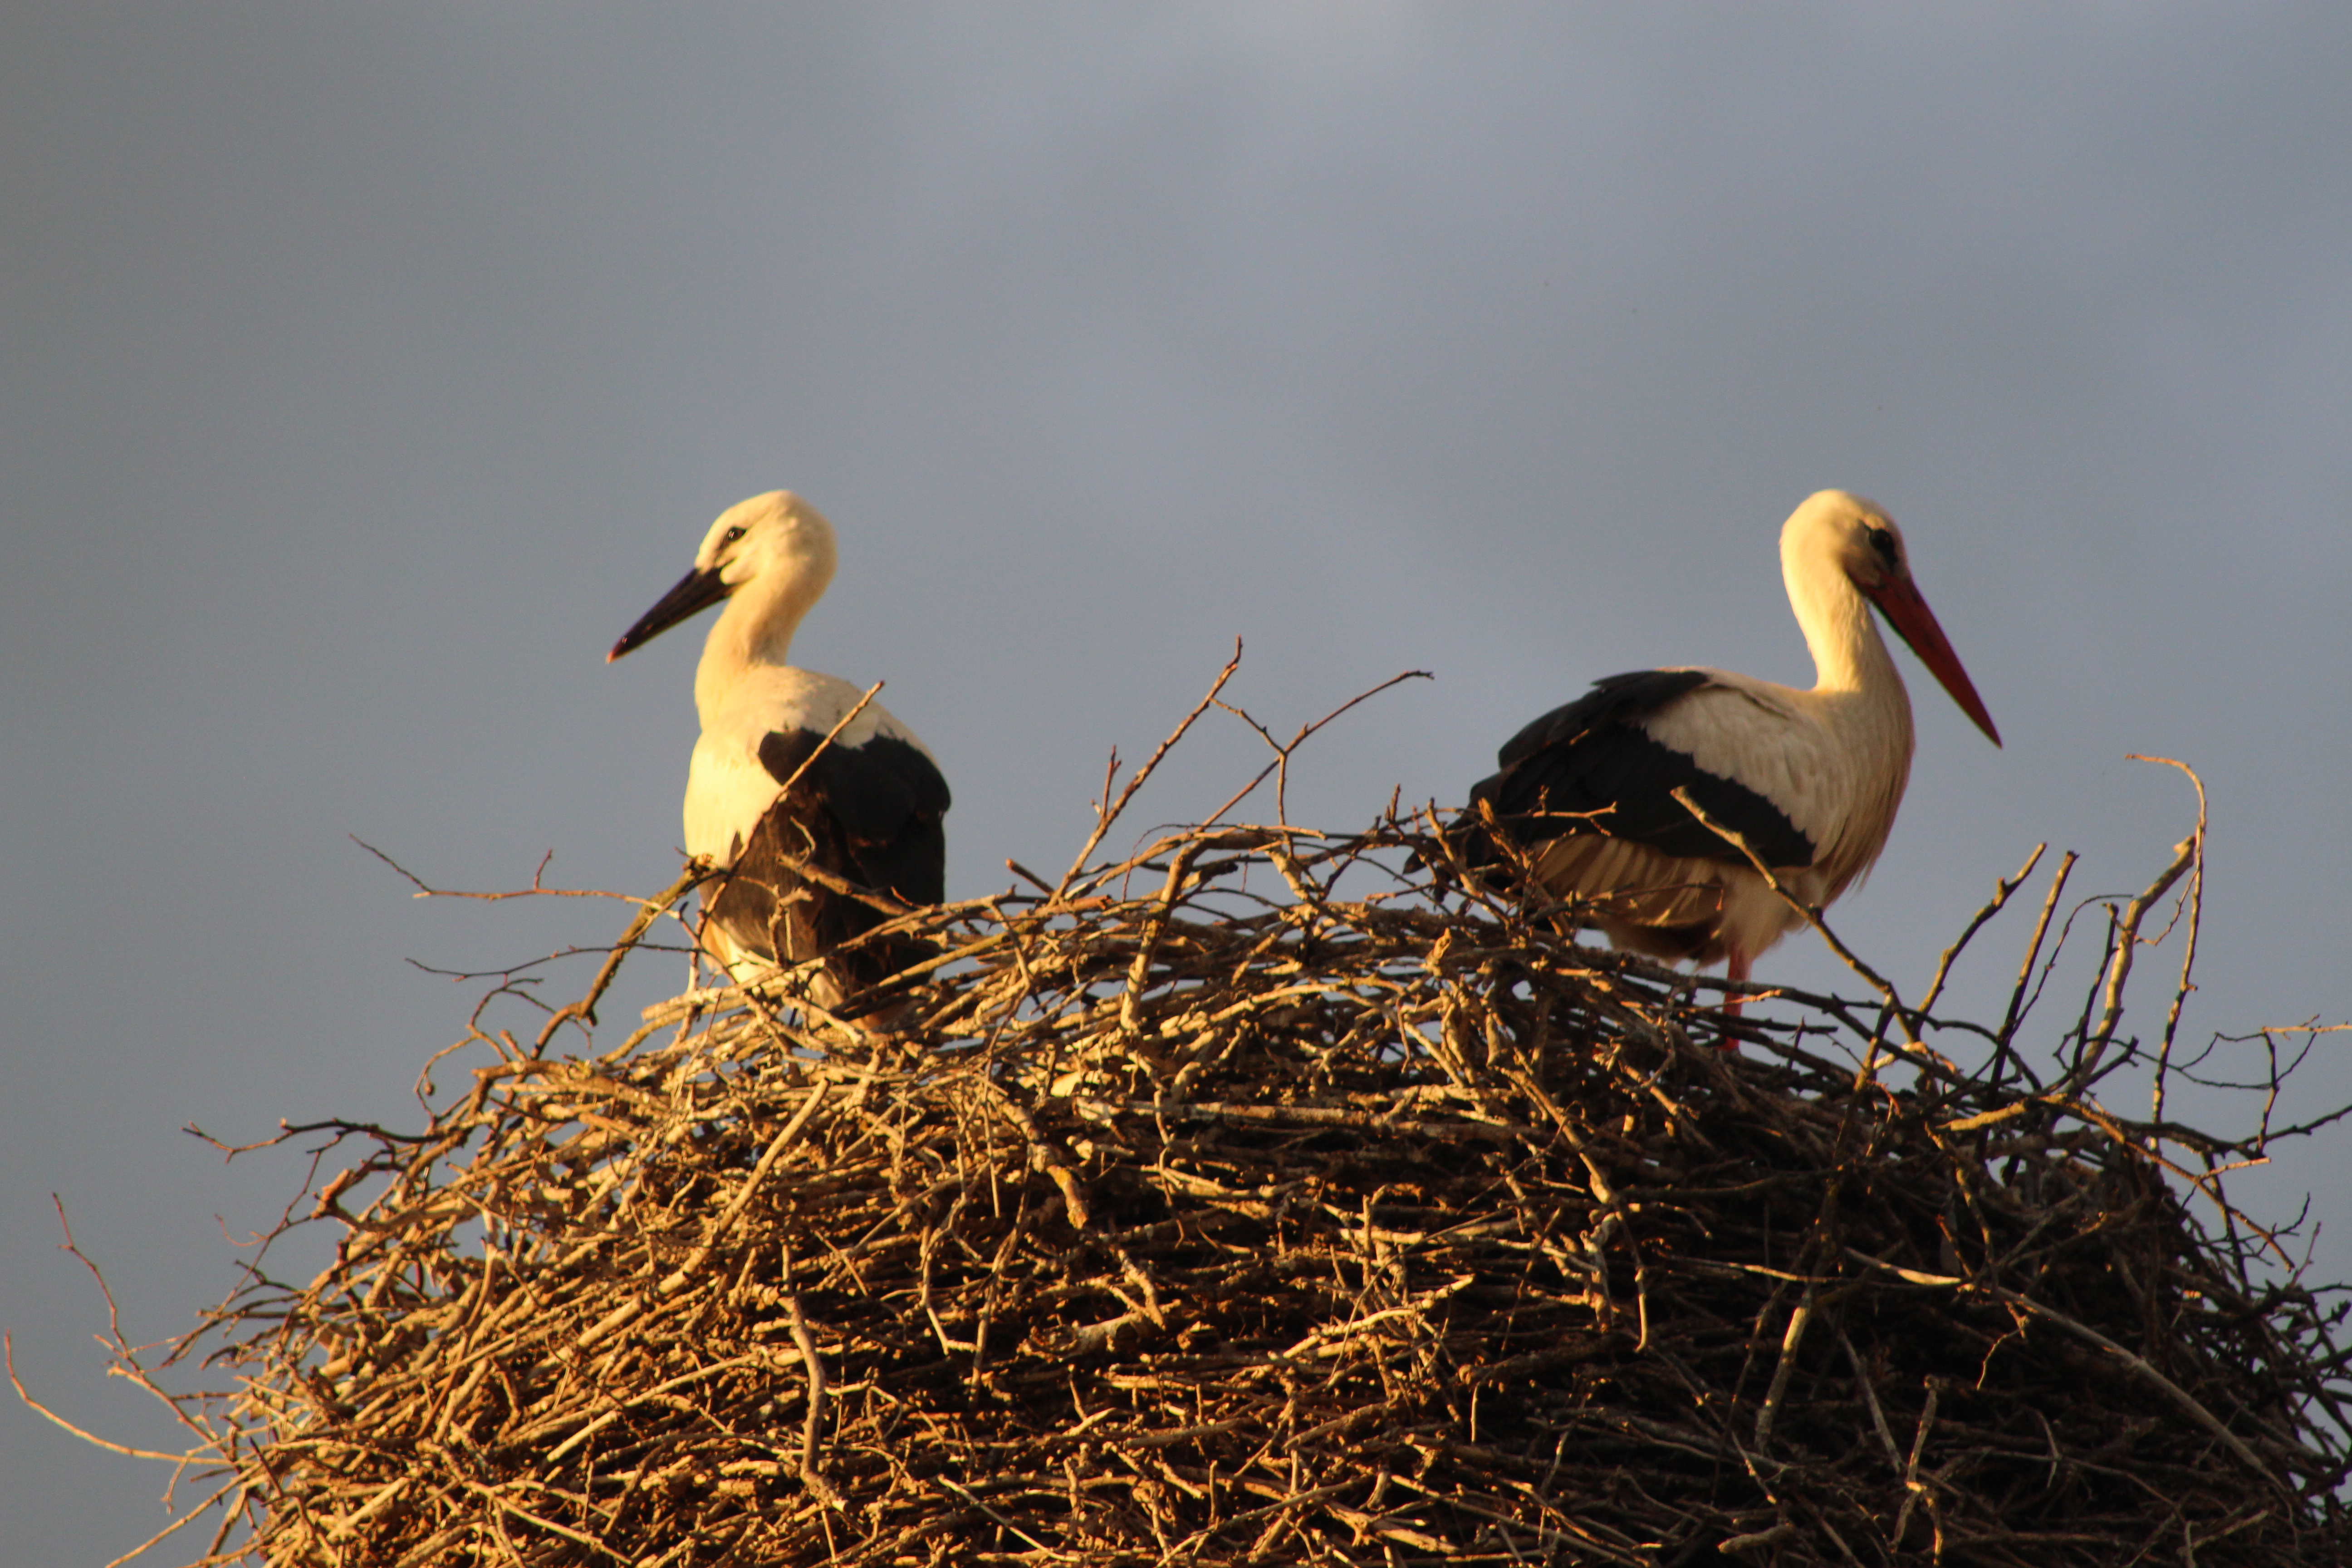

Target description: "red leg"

left=1719, top=950, right=1751, bottom=1048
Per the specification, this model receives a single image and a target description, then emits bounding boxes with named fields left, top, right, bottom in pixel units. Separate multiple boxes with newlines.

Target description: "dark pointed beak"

left=1866, top=571, right=2002, bottom=746
left=608, top=564, right=730, bottom=662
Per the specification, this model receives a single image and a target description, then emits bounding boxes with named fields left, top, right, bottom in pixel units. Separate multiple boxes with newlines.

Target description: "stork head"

left=608, top=491, right=839, bottom=662
left=1784, top=490, right=2002, bottom=746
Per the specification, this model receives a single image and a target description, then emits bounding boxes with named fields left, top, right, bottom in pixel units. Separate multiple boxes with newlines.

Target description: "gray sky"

left=6, top=6, right=2348, bottom=1557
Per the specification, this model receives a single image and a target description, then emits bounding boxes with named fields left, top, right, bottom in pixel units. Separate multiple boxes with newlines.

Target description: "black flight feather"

left=1465, top=669, right=1816, bottom=871
left=701, top=728, right=951, bottom=998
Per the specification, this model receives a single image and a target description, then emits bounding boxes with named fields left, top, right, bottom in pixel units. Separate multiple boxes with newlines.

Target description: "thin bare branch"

left=29, top=679, right=2343, bottom=1566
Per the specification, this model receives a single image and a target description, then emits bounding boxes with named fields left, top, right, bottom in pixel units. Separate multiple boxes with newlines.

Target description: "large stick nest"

left=56, top=742, right=2352, bottom=1565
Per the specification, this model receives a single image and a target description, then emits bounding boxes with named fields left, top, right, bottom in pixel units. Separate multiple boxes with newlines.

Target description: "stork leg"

left=1719, top=950, right=1751, bottom=1047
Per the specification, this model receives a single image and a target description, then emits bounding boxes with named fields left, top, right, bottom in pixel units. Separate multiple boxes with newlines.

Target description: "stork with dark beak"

left=609, top=491, right=950, bottom=1004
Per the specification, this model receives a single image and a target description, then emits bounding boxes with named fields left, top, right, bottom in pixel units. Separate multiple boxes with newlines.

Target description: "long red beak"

left=1867, top=573, right=2002, bottom=746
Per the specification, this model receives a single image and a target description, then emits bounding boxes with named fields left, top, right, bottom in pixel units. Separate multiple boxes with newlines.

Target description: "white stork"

left=608, top=491, right=950, bottom=1002
left=1461, top=489, right=2000, bottom=995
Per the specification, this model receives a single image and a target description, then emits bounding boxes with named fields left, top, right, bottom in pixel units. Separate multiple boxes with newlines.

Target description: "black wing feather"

left=703, top=728, right=951, bottom=995
left=1466, top=669, right=1815, bottom=870
left=757, top=730, right=951, bottom=903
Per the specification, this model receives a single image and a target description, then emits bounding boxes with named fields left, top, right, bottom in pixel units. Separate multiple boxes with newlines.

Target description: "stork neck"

left=1790, top=563, right=1901, bottom=702
left=693, top=587, right=808, bottom=725
left=1789, top=565, right=1916, bottom=861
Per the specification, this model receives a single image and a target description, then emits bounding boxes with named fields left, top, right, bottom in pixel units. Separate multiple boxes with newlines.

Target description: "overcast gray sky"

left=6, top=6, right=2349, bottom=1557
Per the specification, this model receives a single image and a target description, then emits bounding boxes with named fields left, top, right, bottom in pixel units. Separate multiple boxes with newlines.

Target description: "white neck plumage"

left=694, top=579, right=814, bottom=725
left=1786, top=558, right=1917, bottom=832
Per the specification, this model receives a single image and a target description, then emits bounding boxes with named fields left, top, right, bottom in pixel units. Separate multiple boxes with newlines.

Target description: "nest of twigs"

left=38, top=681, right=2352, bottom=1566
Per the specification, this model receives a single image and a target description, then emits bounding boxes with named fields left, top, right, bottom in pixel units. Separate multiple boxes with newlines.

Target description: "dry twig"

left=22, top=694, right=2350, bottom=1568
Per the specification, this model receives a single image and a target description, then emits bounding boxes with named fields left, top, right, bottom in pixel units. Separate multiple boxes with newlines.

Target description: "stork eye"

left=720, top=526, right=747, bottom=548
left=1863, top=525, right=1900, bottom=568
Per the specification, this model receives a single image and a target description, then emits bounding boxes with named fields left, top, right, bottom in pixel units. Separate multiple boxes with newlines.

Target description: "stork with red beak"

left=1460, top=490, right=2000, bottom=995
